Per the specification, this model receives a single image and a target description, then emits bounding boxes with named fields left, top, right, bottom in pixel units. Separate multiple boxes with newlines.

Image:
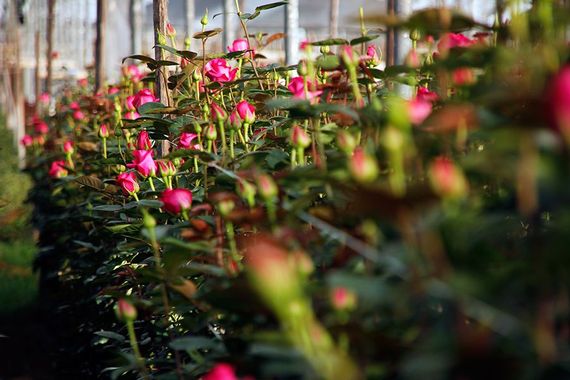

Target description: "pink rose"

left=131, top=89, right=159, bottom=109
left=416, top=87, right=438, bottom=103
left=429, top=156, right=468, bottom=198
left=69, top=101, right=80, bottom=110
left=34, top=120, right=49, bottom=135
left=98, top=124, right=110, bottom=139
left=236, top=100, right=255, bottom=124
left=331, top=286, right=357, bottom=310
left=136, top=130, right=152, bottom=150
left=77, top=78, right=88, bottom=87
left=362, top=44, right=380, bottom=66
left=127, top=150, right=157, bottom=178
left=126, top=96, right=136, bottom=111
left=547, top=65, right=570, bottom=133
left=205, top=58, right=238, bottom=83
left=299, top=39, right=310, bottom=50
left=73, top=110, right=85, bottom=121
left=408, top=98, right=432, bottom=125
left=452, top=67, right=475, bottom=86
left=126, top=65, right=144, bottom=82
left=227, top=38, right=249, bottom=53
left=116, top=172, right=140, bottom=195
left=288, top=77, right=322, bottom=100
left=437, top=33, right=475, bottom=53
left=166, top=23, right=176, bottom=38
left=20, top=135, right=33, bottom=147
left=49, top=160, right=68, bottom=178
left=157, top=160, right=176, bottom=177
left=108, top=87, right=120, bottom=95
left=38, top=93, right=50, bottom=104
left=160, top=188, right=192, bottom=214
left=178, top=132, right=198, bottom=149
left=202, top=363, right=238, bottom=380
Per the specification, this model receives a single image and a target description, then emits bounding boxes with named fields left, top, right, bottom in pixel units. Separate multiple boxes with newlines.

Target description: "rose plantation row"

left=22, top=3, right=570, bottom=380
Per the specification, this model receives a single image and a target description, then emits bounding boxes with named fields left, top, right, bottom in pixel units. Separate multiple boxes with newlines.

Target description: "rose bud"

left=166, top=22, right=176, bottom=38
left=157, top=160, right=176, bottom=177
left=290, top=125, right=311, bottom=148
left=216, top=199, right=235, bottom=218
left=236, top=100, right=255, bottom=124
left=288, top=77, right=322, bottom=100
left=39, top=92, right=50, bottom=104
left=200, top=8, right=208, bottom=26
left=340, top=45, right=360, bottom=67
left=160, top=188, right=193, bottom=215
left=405, top=49, right=421, bottom=68
left=34, top=135, right=45, bottom=146
left=452, top=67, right=476, bottom=86
left=408, top=98, right=432, bottom=125
left=336, top=130, right=357, bottom=155
left=115, top=298, right=137, bottom=322
left=428, top=156, right=468, bottom=199
left=136, top=130, right=152, bottom=150
left=48, top=160, right=68, bottom=178
left=205, top=124, right=217, bottom=141
left=116, top=172, right=140, bottom=195
left=20, top=135, right=33, bottom=147
left=256, top=173, right=278, bottom=200
left=365, top=44, right=380, bottom=66
left=416, top=87, right=438, bottom=103
left=127, top=150, right=157, bottom=178
left=331, top=287, right=357, bottom=311
left=98, top=124, right=110, bottom=138
left=349, top=147, right=379, bottom=183
left=63, top=140, right=74, bottom=154
left=210, top=102, right=228, bottom=122
left=237, top=180, right=257, bottom=208
left=34, top=120, right=49, bottom=135
left=229, top=110, right=242, bottom=130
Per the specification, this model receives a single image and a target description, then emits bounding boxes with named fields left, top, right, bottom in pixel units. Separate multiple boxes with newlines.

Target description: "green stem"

left=225, top=221, right=240, bottom=265
left=229, top=130, right=235, bottom=159
left=126, top=320, right=149, bottom=379
left=102, top=137, right=107, bottom=159
left=148, top=177, right=156, bottom=192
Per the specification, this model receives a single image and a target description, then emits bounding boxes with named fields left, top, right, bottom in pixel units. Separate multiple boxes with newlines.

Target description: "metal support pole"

left=34, top=30, right=41, bottom=109
left=330, top=0, right=339, bottom=38
left=223, top=0, right=236, bottom=49
left=185, top=0, right=195, bottom=39
left=95, top=0, right=107, bottom=93
left=130, top=0, right=143, bottom=54
left=284, top=0, right=299, bottom=65
left=386, top=0, right=397, bottom=67
left=397, top=0, right=411, bottom=65
left=45, top=0, right=56, bottom=94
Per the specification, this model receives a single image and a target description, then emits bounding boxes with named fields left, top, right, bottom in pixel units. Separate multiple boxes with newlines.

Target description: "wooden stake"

left=153, top=0, right=170, bottom=156
left=45, top=0, right=56, bottom=94
left=95, top=0, right=108, bottom=93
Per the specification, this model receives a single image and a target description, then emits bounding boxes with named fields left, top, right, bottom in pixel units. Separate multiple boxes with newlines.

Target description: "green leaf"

left=193, top=28, right=223, bottom=39
left=94, top=330, right=126, bottom=343
left=92, top=204, right=123, bottom=212
left=316, top=55, right=341, bottom=70
left=122, top=54, right=156, bottom=65
left=350, top=34, right=381, bottom=46
left=310, top=38, right=349, bottom=46
left=170, top=336, right=226, bottom=353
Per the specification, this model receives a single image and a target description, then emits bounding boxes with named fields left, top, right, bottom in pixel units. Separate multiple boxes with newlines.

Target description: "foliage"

left=24, top=2, right=570, bottom=379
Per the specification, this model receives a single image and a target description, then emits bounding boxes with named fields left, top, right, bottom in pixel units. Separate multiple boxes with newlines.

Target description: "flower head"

left=20, top=135, right=33, bottom=147
left=34, top=120, right=49, bottom=134
left=115, top=299, right=137, bottom=322
left=437, top=33, right=475, bottom=54
left=166, top=23, right=176, bottom=38
left=429, top=156, right=468, bottom=198
left=160, top=188, right=193, bottom=214
left=49, top=160, right=68, bottom=178
left=416, top=87, right=439, bottom=103
left=131, top=89, right=159, bottom=109
left=210, top=103, right=228, bottom=122
left=136, top=130, right=152, bottom=150
left=290, top=125, right=311, bottom=148
left=127, top=150, right=157, bottom=177
left=236, top=100, right=255, bottom=124
left=178, top=132, right=199, bottom=149
left=116, top=172, right=140, bottom=195
left=63, top=140, right=74, bottom=154
left=331, top=287, right=357, bottom=311
left=205, top=58, right=238, bottom=83
left=288, top=77, right=322, bottom=100
left=73, top=110, right=85, bottom=121
left=408, top=98, right=433, bottom=125
left=98, top=124, right=110, bottom=139
left=203, top=363, right=238, bottom=380
left=227, top=38, right=249, bottom=53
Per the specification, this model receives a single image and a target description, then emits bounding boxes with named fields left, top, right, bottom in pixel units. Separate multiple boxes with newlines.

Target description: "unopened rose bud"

left=297, top=60, right=308, bottom=76
left=256, top=174, right=278, bottom=200
left=200, top=9, right=208, bottom=26
left=320, top=45, right=330, bottom=54
left=291, top=250, right=314, bottom=276
left=98, top=124, right=109, bottom=139
left=217, top=199, right=235, bottom=218
left=166, top=23, right=176, bottom=38
left=349, top=147, right=379, bottom=183
left=405, top=50, right=421, bottom=68
left=410, top=29, right=421, bottom=42
left=192, top=69, right=202, bottom=81
left=143, top=211, right=157, bottom=228
left=205, top=124, right=217, bottom=140
left=210, top=103, right=227, bottom=122
left=290, top=125, right=311, bottom=148
left=237, top=180, right=256, bottom=208
left=115, top=298, right=137, bottom=322
left=63, top=140, right=74, bottom=154
left=331, top=287, right=357, bottom=311
left=336, top=130, right=357, bottom=155
left=428, top=156, right=468, bottom=199
left=158, top=33, right=167, bottom=46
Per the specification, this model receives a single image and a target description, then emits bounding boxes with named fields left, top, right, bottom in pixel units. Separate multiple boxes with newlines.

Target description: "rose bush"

left=23, top=2, right=570, bottom=379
